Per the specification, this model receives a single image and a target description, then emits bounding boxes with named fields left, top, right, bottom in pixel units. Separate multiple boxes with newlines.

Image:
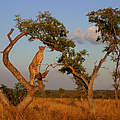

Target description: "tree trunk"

left=0, top=29, right=44, bottom=119
left=0, top=90, right=17, bottom=119
left=88, top=80, right=96, bottom=119
left=0, top=89, right=11, bottom=108
left=115, top=79, right=118, bottom=107
left=114, top=52, right=119, bottom=101
left=3, top=30, right=31, bottom=91
left=17, top=93, right=33, bottom=112
left=115, top=80, right=118, bottom=100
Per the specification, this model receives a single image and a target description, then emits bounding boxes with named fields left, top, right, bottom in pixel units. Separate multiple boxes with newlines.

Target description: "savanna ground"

left=0, top=98, right=120, bottom=120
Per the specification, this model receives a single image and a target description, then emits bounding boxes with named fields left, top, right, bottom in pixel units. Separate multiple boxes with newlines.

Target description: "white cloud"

left=85, top=26, right=100, bottom=44
left=70, top=26, right=100, bottom=44
left=70, top=27, right=85, bottom=43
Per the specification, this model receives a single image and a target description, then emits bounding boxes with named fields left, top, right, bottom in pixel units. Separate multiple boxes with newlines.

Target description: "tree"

left=58, top=88, right=65, bottom=97
left=0, top=83, right=27, bottom=106
left=58, top=7, right=120, bottom=116
left=111, top=47, right=120, bottom=100
left=0, top=11, right=75, bottom=119
left=58, top=49, right=90, bottom=93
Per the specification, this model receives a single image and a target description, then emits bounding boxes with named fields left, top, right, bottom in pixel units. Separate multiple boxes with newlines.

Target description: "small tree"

left=58, top=49, right=90, bottom=94
left=0, top=83, right=27, bottom=106
left=58, top=88, right=65, bottom=97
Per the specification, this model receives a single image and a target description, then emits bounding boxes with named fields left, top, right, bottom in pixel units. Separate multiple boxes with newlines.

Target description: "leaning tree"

left=0, top=11, right=77, bottom=119
left=58, top=7, right=120, bottom=116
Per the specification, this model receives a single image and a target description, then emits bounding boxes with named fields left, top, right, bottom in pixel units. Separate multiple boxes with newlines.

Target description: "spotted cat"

left=29, top=46, right=45, bottom=86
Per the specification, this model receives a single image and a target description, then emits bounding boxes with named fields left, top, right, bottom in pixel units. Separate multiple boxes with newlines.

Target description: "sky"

left=0, top=0, right=120, bottom=90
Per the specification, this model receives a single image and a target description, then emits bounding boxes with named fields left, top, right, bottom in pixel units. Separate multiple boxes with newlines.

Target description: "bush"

left=0, top=83, right=27, bottom=106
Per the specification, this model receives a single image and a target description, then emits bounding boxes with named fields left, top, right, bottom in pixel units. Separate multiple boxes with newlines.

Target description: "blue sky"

left=0, top=0, right=120, bottom=90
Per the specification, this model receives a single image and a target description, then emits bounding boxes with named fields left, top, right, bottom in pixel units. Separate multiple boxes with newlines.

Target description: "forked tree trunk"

left=0, top=29, right=45, bottom=119
left=63, top=49, right=112, bottom=117
left=87, top=44, right=116, bottom=112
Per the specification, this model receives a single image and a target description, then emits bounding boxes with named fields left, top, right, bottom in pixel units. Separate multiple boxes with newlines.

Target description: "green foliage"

left=14, top=11, right=75, bottom=51
left=35, top=89, right=85, bottom=98
left=58, top=49, right=90, bottom=90
left=87, top=8, right=120, bottom=97
left=14, top=11, right=89, bottom=91
left=14, top=82, right=27, bottom=91
left=87, top=7, right=120, bottom=59
left=112, top=71, right=120, bottom=80
left=87, top=8, right=120, bottom=44
left=35, top=89, right=120, bottom=99
left=0, top=83, right=27, bottom=106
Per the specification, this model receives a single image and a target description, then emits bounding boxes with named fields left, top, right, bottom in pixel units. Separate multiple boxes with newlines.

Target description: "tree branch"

left=61, top=51, right=89, bottom=86
left=41, top=70, right=49, bottom=78
left=90, top=43, right=117, bottom=87
left=7, top=28, right=14, bottom=43
left=68, top=65, right=89, bottom=86
left=32, top=37, right=64, bottom=52
left=45, top=63, right=64, bottom=71
left=0, top=89, right=11, bottom=108
left=0, top=51, right=3, bottom=53
left=3, top=29, right=32, bottom=91
left=34, top=37, right=89, bottom=87
left=62, top=51, right=68, bottom=65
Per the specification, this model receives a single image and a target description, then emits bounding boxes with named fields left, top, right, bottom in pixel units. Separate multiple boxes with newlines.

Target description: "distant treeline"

left=0, top=84, right=120, bottom=106
left=35, top=89, right=120, bottom=99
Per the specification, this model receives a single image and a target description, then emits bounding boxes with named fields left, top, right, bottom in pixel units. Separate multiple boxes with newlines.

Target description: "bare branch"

left=0, top=51, right=3, bottom=53
left=3, top=30, right=31, bottom=91
left=69, top=65, right=89, bottom=86
left=32, top=37, right=64, bottom=52
left=89, top=43, right=117, bottom=88
left=7, top=28, right=14, bottom=43
left=45, top=63, right=64, bottom=70
left=62, top=51, right=68, bottom=65
left=41, top=70, right=49, bottom=78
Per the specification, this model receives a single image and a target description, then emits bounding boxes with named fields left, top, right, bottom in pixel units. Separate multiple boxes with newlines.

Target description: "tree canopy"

left=15, top=11, right=75, bottom=52
left=87, top=8, right=120, bottom=43
left=14, top=11, right=89, bottom=90
left=58, top=48, right=90, bottom=90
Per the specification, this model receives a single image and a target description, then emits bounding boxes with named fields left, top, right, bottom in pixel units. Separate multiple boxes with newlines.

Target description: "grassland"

left=0, top=98, right=120, bottom=120
left=0, top=87, right=120, bottom=120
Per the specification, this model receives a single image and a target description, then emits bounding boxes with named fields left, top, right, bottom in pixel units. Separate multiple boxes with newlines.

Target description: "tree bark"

left=17, top=92, right=34, bottom=112
left=3, top=29, right=32, bottom=91
left=0, top=89, right=11, bottom=108
left=67, top=44, right=116, bottom=117
left=0, top=28, right=46, bottom=119
left=114, top=51, right=120, bottom=100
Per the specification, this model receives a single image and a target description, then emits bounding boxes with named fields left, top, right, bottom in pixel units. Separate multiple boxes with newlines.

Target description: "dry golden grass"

left=0, top=98, right=120, bottom=120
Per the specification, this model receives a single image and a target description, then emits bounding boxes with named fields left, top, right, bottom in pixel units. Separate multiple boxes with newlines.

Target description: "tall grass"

left=0, top=98, right=120, bottom=120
